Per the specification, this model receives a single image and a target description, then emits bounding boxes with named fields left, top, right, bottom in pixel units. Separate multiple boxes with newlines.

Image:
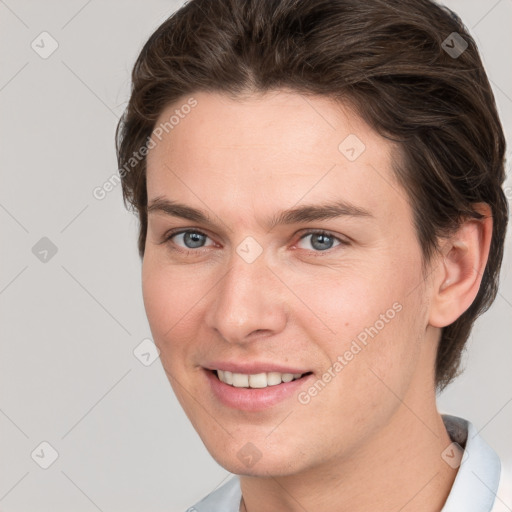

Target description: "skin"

left=142, top=90, right=493, bottom=512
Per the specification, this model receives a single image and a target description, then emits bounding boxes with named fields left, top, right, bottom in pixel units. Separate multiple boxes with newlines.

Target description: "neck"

left=240, top=393, right=458, bottom=512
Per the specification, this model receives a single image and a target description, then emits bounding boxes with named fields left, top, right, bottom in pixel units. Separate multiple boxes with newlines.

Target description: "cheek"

left=141, top=258, right=207, bottom=410
left=297, top=267, right=403, bottom=353
left=141, top=257, right=200, bottom=351
left=309, top=252, right=427, bottom=395
left=340, top=285, right=426, bottom=400
left=141, top=262, right=170, bottom=336
left=299, top=291, right=426, bottom=454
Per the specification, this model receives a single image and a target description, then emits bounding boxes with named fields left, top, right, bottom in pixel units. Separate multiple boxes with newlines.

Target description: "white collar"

left=440, top=414, right=501, bottom=511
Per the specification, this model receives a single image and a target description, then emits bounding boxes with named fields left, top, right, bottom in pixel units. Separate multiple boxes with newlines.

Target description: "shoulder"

left=186, top=476, right=241, bottom=512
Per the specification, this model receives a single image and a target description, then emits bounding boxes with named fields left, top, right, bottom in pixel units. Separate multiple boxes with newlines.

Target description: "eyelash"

left=161, top=229, right=348, bottom=257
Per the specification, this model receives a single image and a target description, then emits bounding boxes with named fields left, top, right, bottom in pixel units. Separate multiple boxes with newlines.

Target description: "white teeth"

left=248, top=373, right=267, bottom=388
left=216, top=370, right=305, bottom=388
left=232, top=373, right=249, bottom=387
left=266, top=372, right=282, bottom=386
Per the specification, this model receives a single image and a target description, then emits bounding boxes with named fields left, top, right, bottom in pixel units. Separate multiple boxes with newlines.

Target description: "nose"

left=204, top=248, right=288, bottom=345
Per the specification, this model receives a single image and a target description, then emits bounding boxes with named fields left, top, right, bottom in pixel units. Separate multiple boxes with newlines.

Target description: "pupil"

left=185, top=232, right=204, bottom=248
left=313, top=233, right=332, bottom=251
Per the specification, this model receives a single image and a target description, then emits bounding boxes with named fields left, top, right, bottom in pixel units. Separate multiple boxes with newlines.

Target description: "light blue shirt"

left=186, top=415, right=501, bottom=512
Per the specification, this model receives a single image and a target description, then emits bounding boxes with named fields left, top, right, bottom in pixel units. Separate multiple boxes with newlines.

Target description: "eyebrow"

left=147, top=196, right=373, bottom=230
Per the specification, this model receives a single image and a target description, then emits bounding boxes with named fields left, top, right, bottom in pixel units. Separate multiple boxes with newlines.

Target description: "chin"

left=205, top=443, right=306, bottom=478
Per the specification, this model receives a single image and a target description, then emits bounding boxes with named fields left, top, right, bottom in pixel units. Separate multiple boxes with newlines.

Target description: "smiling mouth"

left=211, top=369, right=313, bottom=389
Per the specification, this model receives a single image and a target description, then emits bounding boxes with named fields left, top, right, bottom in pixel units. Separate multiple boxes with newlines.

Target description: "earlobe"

left=428, top=204, right=493, bottom=328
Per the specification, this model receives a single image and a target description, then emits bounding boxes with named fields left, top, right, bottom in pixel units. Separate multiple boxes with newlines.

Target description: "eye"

left=296, top=230, right=346, bottom=253
left=163, top=229, right=214, bottom=253
left=162, top=228, right=348, bottom=256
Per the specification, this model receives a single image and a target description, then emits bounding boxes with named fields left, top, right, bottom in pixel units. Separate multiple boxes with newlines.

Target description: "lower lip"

left=205, top=370, right=314, bottom=411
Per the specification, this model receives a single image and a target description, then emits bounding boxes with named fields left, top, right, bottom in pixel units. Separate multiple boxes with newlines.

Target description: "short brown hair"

left=115, top=0, right=508, bottom=391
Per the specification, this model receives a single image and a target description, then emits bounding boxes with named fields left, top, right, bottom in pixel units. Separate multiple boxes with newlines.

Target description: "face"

left=143, top=90, right=436, bottom=477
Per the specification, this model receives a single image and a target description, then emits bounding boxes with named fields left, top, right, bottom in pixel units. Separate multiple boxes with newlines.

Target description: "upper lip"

left=204, top=361, right=311, bottom=375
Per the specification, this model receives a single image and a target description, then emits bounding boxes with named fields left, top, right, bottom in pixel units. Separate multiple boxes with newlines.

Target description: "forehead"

left=145, top=90, right=406, bottom=223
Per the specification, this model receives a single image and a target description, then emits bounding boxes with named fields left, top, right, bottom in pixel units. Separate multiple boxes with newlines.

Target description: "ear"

left=428, top=203, right=493, bottom=328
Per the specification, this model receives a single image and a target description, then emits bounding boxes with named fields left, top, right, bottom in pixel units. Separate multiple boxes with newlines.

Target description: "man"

left=115, top=0, right=509, bottom=510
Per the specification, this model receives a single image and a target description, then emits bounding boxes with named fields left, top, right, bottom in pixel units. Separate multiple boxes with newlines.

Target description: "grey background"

left=0, top=1, right=510, bottom=511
